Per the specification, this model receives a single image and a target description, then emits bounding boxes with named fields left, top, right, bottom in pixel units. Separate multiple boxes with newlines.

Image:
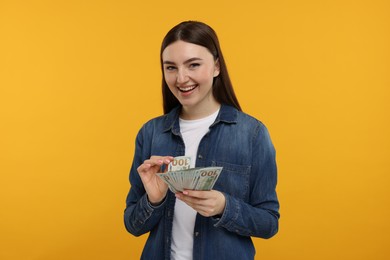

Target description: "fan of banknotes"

left=156, top=156, right=223, bottom=193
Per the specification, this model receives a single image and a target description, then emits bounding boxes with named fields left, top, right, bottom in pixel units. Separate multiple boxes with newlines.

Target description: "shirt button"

left=195, top=232, right=199, bottom=237
left=198, top=154, right=203, bottom=159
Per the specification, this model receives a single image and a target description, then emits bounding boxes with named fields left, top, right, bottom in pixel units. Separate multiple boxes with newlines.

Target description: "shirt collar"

left=163, top=104, right=238, bottom=133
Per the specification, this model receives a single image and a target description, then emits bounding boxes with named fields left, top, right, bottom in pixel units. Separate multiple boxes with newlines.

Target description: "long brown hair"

left=160, top=21, right=241, bottom=114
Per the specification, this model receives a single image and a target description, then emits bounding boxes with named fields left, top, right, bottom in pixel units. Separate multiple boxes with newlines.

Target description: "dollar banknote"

left=167, top=156, right=191, bottom=171
left=157, top=156, right=223, bottom=192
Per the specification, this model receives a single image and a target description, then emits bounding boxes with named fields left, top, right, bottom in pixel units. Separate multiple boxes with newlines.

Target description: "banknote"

left=157, top=156, right=223, bottom=192
left=167, top=156, right=191, bottom=171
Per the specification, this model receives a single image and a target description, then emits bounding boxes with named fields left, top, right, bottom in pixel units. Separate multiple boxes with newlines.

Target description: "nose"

left=176, top=68, right=189, bottom=84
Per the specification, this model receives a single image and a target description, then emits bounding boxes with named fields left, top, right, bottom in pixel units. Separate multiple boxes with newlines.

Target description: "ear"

left=213, top=59, right=220, bottom=77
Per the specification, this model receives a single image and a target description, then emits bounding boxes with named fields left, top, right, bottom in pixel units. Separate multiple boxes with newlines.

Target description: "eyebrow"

left=163, top=57, right=203, bottom=65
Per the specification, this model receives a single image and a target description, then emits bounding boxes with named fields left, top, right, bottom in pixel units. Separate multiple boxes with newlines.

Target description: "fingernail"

left=183, top=191, right=189, bottom=195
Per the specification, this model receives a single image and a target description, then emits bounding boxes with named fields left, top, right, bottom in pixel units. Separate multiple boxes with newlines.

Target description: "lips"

left=178, top=84, right=198, bottom=93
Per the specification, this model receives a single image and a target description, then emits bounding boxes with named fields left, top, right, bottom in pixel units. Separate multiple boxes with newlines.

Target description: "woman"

left=124, top=21, right=279, bottom=260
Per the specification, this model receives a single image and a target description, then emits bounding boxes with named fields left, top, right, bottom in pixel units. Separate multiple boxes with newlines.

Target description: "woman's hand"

left=175, top=190, right=226, bottom=217
left=137, top=156, right=174, bottom=205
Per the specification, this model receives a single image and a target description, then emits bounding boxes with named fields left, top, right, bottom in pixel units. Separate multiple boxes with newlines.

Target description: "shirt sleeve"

left=213, top=122, right=280, bottom=239
left=123, top=126, right=167, bottom=236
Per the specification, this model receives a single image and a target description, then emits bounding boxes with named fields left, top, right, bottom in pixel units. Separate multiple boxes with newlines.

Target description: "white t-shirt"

left=170, top=109, right=219, bottom=260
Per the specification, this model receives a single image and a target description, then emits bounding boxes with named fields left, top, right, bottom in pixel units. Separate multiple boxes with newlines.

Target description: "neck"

left=180, top=102, right=221, bottom=120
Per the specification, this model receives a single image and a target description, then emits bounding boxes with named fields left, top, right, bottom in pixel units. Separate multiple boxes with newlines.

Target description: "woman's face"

left=162, top=40, right=220, bottom=118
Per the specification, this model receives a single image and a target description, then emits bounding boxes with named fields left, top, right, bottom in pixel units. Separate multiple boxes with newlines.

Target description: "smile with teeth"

left=178, top=84, right=198, bottom=92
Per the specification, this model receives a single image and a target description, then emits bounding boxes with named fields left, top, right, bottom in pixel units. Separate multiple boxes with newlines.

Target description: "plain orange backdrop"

left=0, top=0, right=389, bottom=259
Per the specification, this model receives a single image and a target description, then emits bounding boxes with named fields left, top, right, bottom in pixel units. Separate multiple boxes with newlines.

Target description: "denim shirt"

left=124, top=104, right=280, bottom=260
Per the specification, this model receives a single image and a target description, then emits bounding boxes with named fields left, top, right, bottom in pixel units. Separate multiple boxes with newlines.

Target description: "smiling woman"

left=124, top=21, right=280, bottom=260
left=160, top=21, right=242, bottom=117
left=1, top=1, right=388, bottom=259
left=162, top=41, right=220, bottom=120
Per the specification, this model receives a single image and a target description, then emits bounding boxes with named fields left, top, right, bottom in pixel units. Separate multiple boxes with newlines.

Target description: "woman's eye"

left=189, top=63, right=200, bottom=69
left=165, top=66, right=176, bottom=71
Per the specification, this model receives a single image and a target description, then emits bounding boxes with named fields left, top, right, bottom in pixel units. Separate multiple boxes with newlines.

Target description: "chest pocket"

left=211, top=161, right=251, bottom=201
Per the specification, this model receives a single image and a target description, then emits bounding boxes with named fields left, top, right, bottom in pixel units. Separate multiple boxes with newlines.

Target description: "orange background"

left=1, top=0, right=389, bottom=259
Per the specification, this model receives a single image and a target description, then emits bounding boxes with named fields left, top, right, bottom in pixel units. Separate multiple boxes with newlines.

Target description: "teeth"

left=178, top=85, right=197, bottom=92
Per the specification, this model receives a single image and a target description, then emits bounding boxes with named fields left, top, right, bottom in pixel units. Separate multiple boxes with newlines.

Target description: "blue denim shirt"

left=124, top=104, right=279, bottom=260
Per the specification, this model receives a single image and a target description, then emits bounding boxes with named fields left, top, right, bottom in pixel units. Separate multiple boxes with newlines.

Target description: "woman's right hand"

left=137, top=156, right=174, bottom=205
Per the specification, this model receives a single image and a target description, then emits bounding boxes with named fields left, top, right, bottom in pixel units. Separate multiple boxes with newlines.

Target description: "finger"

left=196, top=206, right=219, bottom=217
left=146, top=156, right=174, bottom=167
left=177, top=196, right=198, bottom=209
left=176, top=193, right=205, bottom=207
left=161, top=155, right=175, bottom=163
left=138, top=158, right=164, bottom=173
left=137, top=156, right=174, bottom=175
left=177, top=198, right=217, bottom=217
left=161, top=156, right=174, bottom=172
left=143, top=158, right=164, bottom=166
left=150, top=155, right=174, bottom=162
left=182, top=190, right=209, bottom=199
left=137, top=163, right=151, bottom=173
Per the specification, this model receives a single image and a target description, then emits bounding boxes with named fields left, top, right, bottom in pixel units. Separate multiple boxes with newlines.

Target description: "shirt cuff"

left=213, top=193, right=239, bottom=227
left=146, top=195, right=167, bottom=209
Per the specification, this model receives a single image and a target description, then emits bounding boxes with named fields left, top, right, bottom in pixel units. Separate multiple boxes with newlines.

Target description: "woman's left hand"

left=175, top=190, right=226, bottom=217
